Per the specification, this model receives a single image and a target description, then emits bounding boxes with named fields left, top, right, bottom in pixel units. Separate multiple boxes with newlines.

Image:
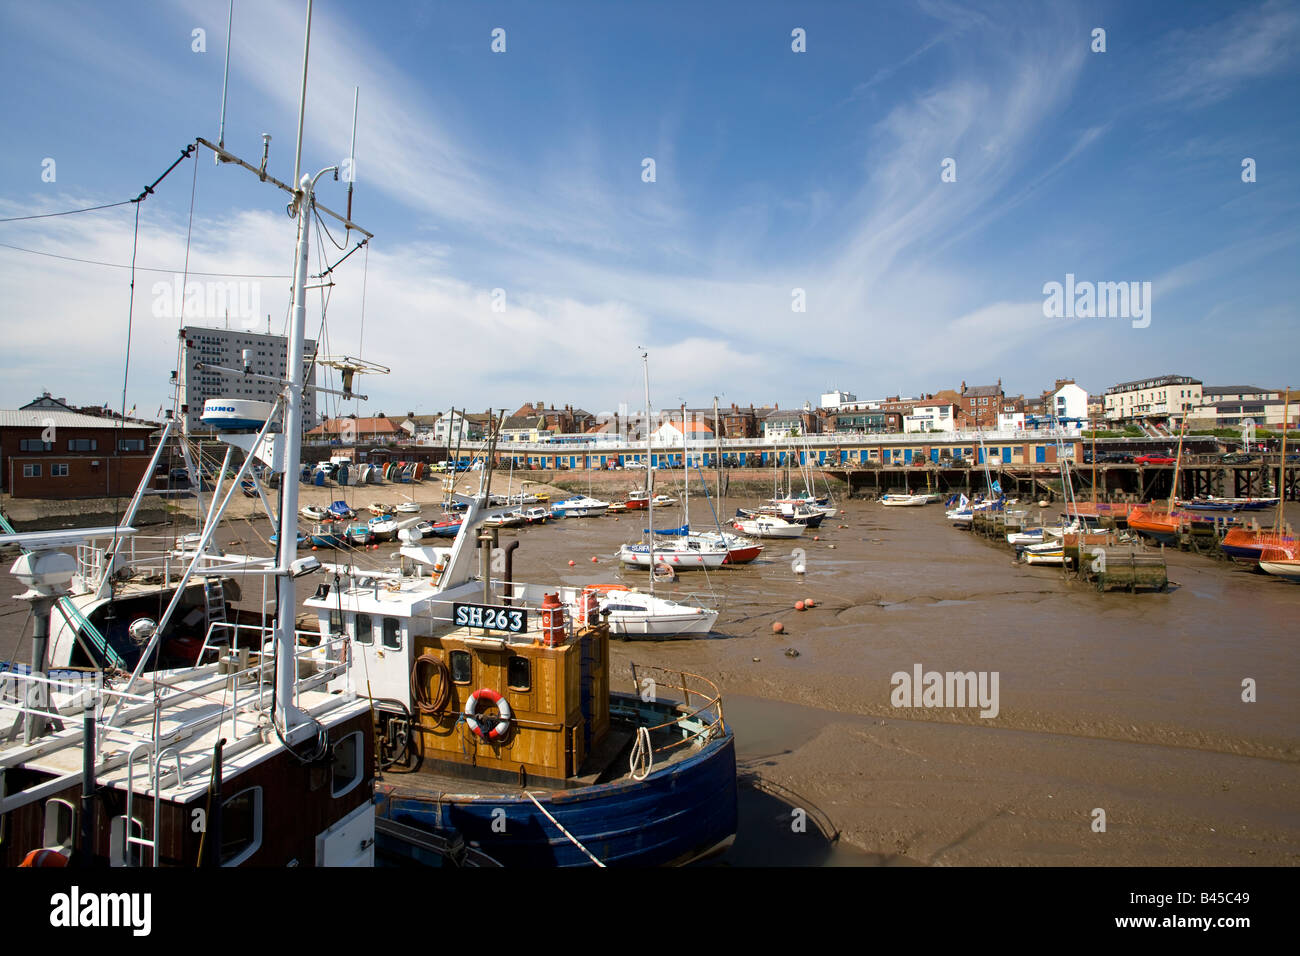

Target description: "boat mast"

left=642, top=350, right=654, bottom=592
left=1166, top=415, right=1189, bottom=513
left=714, top=395, right=722, bottom=508
left=1275, top=388, right=1290, bottom=533
left=681, top=401, right=689, bottom=531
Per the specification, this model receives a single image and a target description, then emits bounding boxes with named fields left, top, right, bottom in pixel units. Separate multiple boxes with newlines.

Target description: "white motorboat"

left=301, top=504, right=329, bottom=521
left=881, top=493, right=929, bottom=507
left=732, top=515, right=806, bottom=538
left=564, top=585, right=718, bottom=638
left=1259, top=558, right=1300, bottom=582
left=395, top=501, right=421, bottom=514
left=550, top=496, right=611, bottom=518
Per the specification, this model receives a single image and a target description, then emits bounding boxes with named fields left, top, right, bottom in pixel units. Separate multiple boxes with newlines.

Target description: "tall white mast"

left=641, top=350, right=654, bottom=593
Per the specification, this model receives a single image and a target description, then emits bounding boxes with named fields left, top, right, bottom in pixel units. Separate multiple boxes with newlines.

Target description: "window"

left=22, top=464, right=41, bottom=478
left=44, top=799, right=76, bottom=850
left=220, top=787, right=263, bottom=866
left=354, top=613, right=373, bottom=645
left=329, top=609, right=343, bottom=635
left=52, top=464, right=69, bottom=477
left=110, top=816, right=144, bottom=867
left=19, top=439, right=51, bottom=452
left=449, top=650, right=472, bottom=684
left=331, top=731, right=365, bottom=797
left=508, top=656, right=531, bottom=690
left=118, top=438, right=146, bottom=452
left=67, top=439, right=97, bottom=451
left=382, top=617, right=401, bottom=650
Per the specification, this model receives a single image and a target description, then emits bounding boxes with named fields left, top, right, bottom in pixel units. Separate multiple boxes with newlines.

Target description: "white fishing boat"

left=0, top=20, right=381, bottom=865
left=301, top=504, right=329, bottom=521
left=519, top=506, right=550, bottom=524
left=732, top=515, right=806, bottom=539
left=395, top=501, right=421, bottom=514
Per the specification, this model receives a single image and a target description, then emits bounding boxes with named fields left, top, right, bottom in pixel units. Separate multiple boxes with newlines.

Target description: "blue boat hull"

left=380, top=732, right=737, bottom=866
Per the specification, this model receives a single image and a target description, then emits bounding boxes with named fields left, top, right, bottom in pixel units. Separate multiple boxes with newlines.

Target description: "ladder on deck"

left=203, top=577, right=228, bottom=635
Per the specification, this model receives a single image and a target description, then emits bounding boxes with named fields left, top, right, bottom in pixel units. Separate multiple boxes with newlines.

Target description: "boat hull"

left=378, top=728, right=737, bottom=867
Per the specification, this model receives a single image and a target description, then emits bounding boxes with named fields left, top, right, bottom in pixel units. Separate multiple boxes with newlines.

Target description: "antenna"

left=216, top=0, right=234, bottom=165
left=346, top=86, right=359, bottom=233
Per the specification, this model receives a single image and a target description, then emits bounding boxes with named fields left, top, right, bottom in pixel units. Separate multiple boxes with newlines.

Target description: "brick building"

left=1, top=407, right=156, bottom=499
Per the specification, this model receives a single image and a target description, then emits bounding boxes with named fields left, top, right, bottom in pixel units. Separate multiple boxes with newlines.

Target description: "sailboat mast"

left=681, top=401, right=688, bottom=530
left=1166, top=416, right=1189, bottom=512
left=1275, top=388, right=1290, bottom=533
left=642, top=351, right=654, bottom=592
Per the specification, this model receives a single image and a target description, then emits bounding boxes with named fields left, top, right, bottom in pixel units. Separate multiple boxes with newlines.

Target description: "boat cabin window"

left=43, top=798, right=75, bottom=850
left=450, top=650, right=472, bottom=684
left=507, top=656, right=530, bottom=691
left=382, top=617, right=402, bottom=650
left=354, top=613, right=373, bottom=645
left=329, top=609, right=343, bottom=635
left=221, top=787, right=263, bottom=866
left=331, top=732, right=365, bottom=798
left=110, top=816, right=144, bottom=867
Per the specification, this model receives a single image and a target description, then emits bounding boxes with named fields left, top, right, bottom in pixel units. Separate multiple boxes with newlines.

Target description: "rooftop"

left=0, top=410, right=154, bottom=430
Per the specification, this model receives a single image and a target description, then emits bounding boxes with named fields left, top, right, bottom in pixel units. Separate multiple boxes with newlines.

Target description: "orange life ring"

left=464, top=688, right=512, bottom=740
left=19, top=848, right=69, bottom=867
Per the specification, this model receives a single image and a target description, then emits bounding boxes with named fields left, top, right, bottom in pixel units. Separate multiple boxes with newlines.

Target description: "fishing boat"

left=395, top=501, right=421, bottom=514
left=369, top=502, right=394, bottom=517
left=519, top=506, right=550, bottom=525
left=0, top=24, right=380, bottom=865
left=732, top=515, right=806, bottom=539
left=301, top=504, right=329, bottom=521
left=302, top=487, right=736, bottom=864
left=483, top=511, right=525, bottom=529
left=624, top=490, right=650, bottom=510
left=368, top=516, right=398, bottom=541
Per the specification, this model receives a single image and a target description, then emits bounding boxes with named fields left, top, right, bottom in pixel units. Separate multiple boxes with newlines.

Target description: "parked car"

left=1134, top=454, right=1176, bottom=465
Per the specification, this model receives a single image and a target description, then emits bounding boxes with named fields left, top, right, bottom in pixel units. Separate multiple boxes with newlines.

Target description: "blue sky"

left=0, top=0, right=1296, bottom=423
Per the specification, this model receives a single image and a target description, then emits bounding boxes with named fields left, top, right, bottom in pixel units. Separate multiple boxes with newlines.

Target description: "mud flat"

left=3, top=490, right=1296, bottom=866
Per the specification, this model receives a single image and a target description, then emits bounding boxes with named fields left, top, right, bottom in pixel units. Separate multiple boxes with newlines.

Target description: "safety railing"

left=624, top=664, right=726, bottom=756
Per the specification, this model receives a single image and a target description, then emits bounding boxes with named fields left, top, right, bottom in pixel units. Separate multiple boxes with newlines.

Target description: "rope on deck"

left=523, top=790, right=607, bottom=867
left=629, top=725, right=653, bottom=781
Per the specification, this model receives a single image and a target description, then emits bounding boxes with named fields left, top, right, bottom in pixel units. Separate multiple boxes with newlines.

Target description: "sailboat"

left=0, top=8, right=379, bottom=865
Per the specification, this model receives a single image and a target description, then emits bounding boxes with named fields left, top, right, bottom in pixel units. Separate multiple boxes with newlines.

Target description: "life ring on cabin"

left=652, top=563, right=676, bottom=583
left=464, top=688, right=512, bottom=740
left=19, top=848, right=69, bottom=868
